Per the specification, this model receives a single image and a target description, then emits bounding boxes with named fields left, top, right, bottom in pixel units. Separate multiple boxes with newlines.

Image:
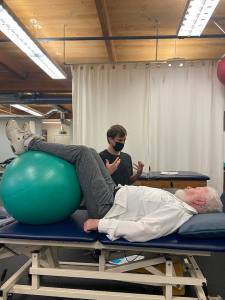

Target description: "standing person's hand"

left=105, top=157, right=121, bottom=175
left=133, top=161, right=144, bottom=176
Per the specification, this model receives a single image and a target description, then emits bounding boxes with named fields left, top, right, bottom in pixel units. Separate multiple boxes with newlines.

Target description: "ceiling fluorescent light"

left=11, top=104, right=43, bottom=117
left=178, top=0, right=220, bottom=36
left=0, top=1, right=66, bottom=79
left=42, top=121, right=61, bottom=124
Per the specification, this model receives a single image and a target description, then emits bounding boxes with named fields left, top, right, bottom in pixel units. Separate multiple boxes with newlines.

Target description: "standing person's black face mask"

left=113, top=142, right=124, bottom=152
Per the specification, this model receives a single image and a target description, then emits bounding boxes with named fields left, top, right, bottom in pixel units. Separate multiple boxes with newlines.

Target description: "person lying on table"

left=5, top=120, right=223, bottom=242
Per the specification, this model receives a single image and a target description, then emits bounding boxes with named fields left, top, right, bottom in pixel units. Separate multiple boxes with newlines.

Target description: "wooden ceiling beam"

left=95, top=0, right=116, bottom=62
left=0, top=51, right=27, bottom=80
left=0, top=105, right=13, bottom=115
left=0, top=104, right=25, bottom=115
left=0, top=72, right=71, bottom=93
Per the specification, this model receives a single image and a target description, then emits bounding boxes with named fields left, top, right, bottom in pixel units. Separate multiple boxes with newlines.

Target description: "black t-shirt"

left=99, top=149, right=133, bottom=186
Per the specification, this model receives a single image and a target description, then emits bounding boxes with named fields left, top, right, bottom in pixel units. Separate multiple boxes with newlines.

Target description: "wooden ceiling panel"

left=37, top=40, right=108, bottom=64
left=115, top=38, right=225, bottom=62
left=63, top=41, right=108, bottom=64
left=0, top=42, right=44, bottom=72
left=61, top=104, right=72, bottom=112
left=114, top=40, right=157, bottom=62
left=28, top=104, right=53, bottom=114
left=152, top=39, right=225, bottom=61
left=4, top=0, right=103, bottom=38
left=1, top=0, right=225, bottom=67
left=0, top=40, right=108, bottom=68
left=0, top=71, right=71, bottom=92
left=107, top=0, right=187, bottom=36
left=0, top=0, right=224, bottom=98
left=0, top=104, right=27, bottom=115
left=0, top=104, right=14, bottom=114
left=171, top=39, right=225, bottom=60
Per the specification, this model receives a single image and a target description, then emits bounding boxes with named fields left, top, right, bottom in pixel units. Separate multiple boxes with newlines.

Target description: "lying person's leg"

left=5, top=120, right=114, bottom=218
left=29, top=139, right=115, bottom=217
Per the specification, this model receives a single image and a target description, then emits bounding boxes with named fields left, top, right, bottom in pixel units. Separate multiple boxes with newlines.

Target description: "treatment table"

left=0, top=210, right=225, bottom=300
left=135, top=171, right=210, bottom=189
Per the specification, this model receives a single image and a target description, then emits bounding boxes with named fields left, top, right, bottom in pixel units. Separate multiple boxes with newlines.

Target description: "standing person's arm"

left=130, top=161, right=144, bottom=184
left=105, top=157, right=120, bottom=175
left=99, top=151, right=120, bottom=175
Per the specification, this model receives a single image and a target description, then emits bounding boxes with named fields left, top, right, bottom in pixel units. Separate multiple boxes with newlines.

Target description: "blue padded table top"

left=0, top=210, right=97, bottom=242
left=140, top=171, right=210, bottom=181
left=1, top=209, right=225, bottom=252
left=99, top=233, right=225, bottom=252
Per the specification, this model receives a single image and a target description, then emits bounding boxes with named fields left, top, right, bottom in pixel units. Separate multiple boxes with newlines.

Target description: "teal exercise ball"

left=0, top=151, right=81, bottom=224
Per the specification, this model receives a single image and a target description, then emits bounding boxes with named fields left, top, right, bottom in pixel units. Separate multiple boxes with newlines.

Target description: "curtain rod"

left=66, top=59, right=219, bottom=66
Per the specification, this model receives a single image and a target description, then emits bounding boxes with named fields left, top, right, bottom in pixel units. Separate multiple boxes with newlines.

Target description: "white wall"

left=0, top=117, right=42, bottom=162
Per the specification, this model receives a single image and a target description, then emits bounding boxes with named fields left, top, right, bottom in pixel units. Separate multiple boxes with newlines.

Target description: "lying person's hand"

left=84, top=219, right=100, bottom=232
left=105, top=157, right=121, bottom=175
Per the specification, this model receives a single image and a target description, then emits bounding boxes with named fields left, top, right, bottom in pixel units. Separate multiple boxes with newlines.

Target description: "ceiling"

left=0, top=0, right=225, bottom=117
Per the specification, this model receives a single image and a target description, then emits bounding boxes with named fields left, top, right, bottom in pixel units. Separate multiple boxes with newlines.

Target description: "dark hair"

left=107, top=125, right=127, bottom=142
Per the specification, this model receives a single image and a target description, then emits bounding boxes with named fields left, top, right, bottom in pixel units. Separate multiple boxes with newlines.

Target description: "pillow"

left=178, top=213, right=225, bottom=238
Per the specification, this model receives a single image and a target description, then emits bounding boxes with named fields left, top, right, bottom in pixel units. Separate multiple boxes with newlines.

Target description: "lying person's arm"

left=84, top=209, right=193, bottom=242
left=99, top=218, right=164, bottom=242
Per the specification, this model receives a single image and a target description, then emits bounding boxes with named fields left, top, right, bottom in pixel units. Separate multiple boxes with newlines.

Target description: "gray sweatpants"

left=28, top=139, right=116, bottom=218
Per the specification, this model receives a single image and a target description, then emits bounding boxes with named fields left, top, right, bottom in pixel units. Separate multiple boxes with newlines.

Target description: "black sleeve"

left=99, top=151, right=107, bottom=165
left=129, top=155, right=133, bottom=176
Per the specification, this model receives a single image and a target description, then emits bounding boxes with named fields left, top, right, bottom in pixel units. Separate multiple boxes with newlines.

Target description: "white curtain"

left=72, top=61, right=225, bottom=194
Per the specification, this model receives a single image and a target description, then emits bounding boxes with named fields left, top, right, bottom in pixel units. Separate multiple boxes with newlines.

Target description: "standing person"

left=99, top=125, right=144, bottom=185
left=5, top=120, right=223, bottom=242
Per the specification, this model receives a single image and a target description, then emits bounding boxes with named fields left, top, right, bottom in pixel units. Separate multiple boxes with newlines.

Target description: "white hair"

left=203, top=187, right=223, bottom=213
left=175, top=187, right=223, bottom=213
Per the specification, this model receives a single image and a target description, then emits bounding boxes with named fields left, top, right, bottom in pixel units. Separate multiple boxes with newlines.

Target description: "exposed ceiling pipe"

left=52, top=104, right=68, bottom=113
left=0, top=94, right=72, bottom=104
left=1, top=34, right=225, bottom=43
left=44, top=106, right=69, bottom=119
left=0, top=93, right=71, bottom=117
left=44, top=108, right=60, bottom=118
left=42, top=100, right=70, bottom=118
left=33, top=33, right=225, bottom=41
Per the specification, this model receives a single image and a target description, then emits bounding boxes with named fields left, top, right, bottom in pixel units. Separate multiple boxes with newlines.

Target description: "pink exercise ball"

left=217, top=57, right=225, bottom=85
